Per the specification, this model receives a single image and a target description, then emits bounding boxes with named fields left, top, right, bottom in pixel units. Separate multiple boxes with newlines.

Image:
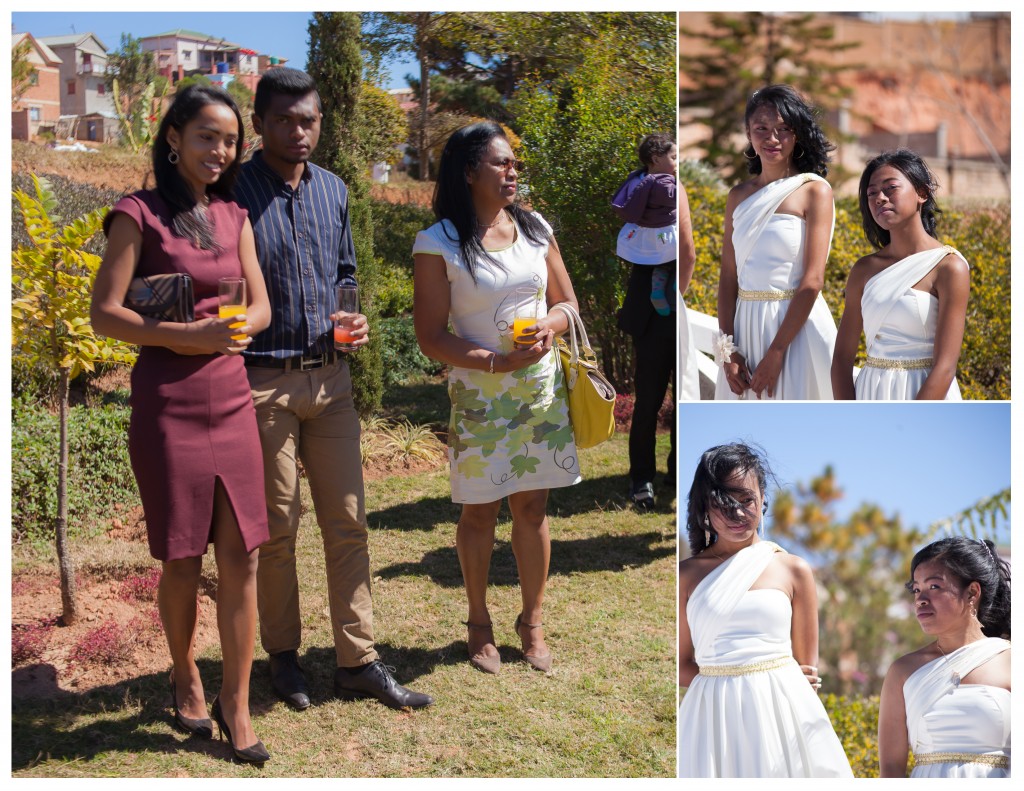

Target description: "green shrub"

left=824, top=694, right=881, bottom=778
left=375, top=261, right=415, bottom=318
left=686, top=185, right=1010, bottom=400
left=11, top=396, right=140, bottom=543
left=370, top=198, right=434, bottom=272
left=379, top=316, right=444, bottom=387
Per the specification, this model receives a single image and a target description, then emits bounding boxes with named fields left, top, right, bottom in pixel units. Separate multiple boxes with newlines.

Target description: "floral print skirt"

left=447, top=353, right=581, bottom=504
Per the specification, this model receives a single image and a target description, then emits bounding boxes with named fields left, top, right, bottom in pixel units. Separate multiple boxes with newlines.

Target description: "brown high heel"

left=463, top=621, right=501, bottom=674
left=514, top=614, right=552, bottom=672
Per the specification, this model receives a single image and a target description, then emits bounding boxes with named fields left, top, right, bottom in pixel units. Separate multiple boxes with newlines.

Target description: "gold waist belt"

left=698, top=655, right=793, bottom=677
left=738, top=288, right=796, bottom=301
left=864, top=355, right=933, bottom=371
left=914, top=752, right=1009, bottom=769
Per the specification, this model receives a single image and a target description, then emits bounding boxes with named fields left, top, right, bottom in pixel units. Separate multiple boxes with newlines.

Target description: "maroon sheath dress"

left=111, top=191, right=269, bottom=561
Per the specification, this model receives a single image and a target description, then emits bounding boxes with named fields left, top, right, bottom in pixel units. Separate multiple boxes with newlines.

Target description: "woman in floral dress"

left=414, top=121, right=580, bottom=674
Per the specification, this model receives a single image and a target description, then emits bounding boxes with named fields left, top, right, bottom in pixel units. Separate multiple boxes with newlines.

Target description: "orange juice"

left=219, top=304, right=246, bottom=341
left=513, top=316, right=537, bottom=345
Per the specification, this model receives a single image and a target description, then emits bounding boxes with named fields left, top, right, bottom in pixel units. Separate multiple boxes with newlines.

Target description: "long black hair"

left=743, top=85, right=835, bottom=177
left=432, top=121, right=550, bottom=283
left=685, top=443, right=774, bottom=556
left=150, top=84, right=245, bottom=249
left=909, top=537, right=1011, bottom=638
left=858, top=149, right=941, bottom=249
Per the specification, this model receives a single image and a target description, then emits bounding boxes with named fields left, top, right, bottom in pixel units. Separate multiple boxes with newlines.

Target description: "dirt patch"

left=11, top=564, right=218, bottom=700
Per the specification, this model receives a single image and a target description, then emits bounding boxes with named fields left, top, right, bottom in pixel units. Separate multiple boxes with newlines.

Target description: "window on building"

left=67, top=81, right=76, bottom=95
left=29, top=72, right=39, bottom=86
left=29, top=107, right=41, bottom=122
left=97, top=82, right=106, bottom=95
left=183, top=50, right=192, bottom=60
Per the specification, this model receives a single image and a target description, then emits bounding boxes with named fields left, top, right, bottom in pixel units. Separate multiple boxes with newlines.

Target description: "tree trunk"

left=56, top=368, right=78, bottom=625
left=418, top=36, right=430, bottom=180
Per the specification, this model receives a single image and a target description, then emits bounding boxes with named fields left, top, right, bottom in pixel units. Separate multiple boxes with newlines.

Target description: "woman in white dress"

left=832, top=150, right=970, bottom=400
left=677, top=443, right=852, bottom=777
left=413, top=122, right=580, bottom=675
left=716, top=85, right=838, bottom=400
left=677, top=185, right=701, bottom=401
left=879, top=537, right=1011, bottom=777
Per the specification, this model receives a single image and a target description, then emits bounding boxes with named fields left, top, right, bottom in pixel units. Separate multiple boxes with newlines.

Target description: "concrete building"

left=37, top=33, right=119, bottom=143
left=11, top=32, right=63, bottom=140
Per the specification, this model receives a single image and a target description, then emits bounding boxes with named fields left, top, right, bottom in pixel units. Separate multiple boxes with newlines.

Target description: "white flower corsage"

left=713, top=331, right=739, bottom=366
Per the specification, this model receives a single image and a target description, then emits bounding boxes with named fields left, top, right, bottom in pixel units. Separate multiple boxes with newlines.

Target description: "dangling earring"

left=703, top=515, right=711, bottom=547
left=793, top=142, right=805, bottom=160
left=168, top=149, right=180, bottom=165
left=743, top=145, right=758, bottom=160
left=969, top=599, right=978, bottom=620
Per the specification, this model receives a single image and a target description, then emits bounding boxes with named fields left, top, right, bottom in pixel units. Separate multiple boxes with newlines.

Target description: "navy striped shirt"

left=234, top=151, right=357, bottom=360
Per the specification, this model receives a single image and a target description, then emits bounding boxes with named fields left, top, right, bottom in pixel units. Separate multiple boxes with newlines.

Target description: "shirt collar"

left=249, top=149, right=313, bottom=187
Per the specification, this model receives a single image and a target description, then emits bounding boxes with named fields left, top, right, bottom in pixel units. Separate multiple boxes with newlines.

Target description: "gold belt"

left=914, top=752, right=1009, bottom=769
left=738, top=288, right=796, bottom=301
left=864, top=355, right=933, bottom=371
left=698, top=655, right=793, bottom=676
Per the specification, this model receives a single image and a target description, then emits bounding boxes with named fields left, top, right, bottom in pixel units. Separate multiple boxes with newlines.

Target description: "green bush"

left=375, top=261, right=415, bottom=318
left=824, top=694, right=881, bottom=778
left=686, top=184, right=1010, bottom=400
left=11, top=396, right=140, bottom=543
left=370, top=198, right=434, bottom=273
left=379, top=316, right=444, bottom=387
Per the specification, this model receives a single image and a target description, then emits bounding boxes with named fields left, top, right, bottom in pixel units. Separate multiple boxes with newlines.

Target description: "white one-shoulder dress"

left=855, top=246, right=968, bottom=400
left=677, top=542, right=852, bottom=777
left=904, top=637, right=1010, bottom=778
left=715, top=174, right=837, bottom=400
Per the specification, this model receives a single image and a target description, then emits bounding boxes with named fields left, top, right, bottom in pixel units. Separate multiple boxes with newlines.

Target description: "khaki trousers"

left=247, top=360, right=377, bottom=667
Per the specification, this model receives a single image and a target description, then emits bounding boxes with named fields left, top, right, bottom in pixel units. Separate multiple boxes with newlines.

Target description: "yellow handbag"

left=551, top=303, right=616, bottom=449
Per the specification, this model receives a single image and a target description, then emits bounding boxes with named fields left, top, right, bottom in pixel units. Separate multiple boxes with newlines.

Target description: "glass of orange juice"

left=513, top=286, right=541, bottom=347
left=218, top=277, right=247, bottom=341
left=335, top=285, right=359, bottom=351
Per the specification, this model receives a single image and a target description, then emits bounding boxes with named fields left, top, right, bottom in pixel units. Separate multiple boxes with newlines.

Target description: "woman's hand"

left=749, top=347, right=784, bottom=399
left=723, top=351, right=751, bottom=395
left=168, top=315, right=254, bottom=356
left=799, top=664, right=823, bottom=691
left=497, top=323, right=554, bottom=372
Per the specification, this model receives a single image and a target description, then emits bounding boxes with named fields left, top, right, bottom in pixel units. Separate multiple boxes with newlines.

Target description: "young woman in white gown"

left=832, top=150, right=970, bottom=400
left=879, top=537, right=1010, bottom=777
left=677, top=443, right=852, bottom=778
left=716, top=85, right=838, bottom=400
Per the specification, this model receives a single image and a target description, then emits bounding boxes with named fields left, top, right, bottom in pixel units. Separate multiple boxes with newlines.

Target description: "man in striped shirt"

left=236, top=67, right=432, bottom=713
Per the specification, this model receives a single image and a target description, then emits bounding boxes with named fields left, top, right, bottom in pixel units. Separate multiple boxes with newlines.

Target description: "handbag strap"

left=551, top=303, right=589, bottom=363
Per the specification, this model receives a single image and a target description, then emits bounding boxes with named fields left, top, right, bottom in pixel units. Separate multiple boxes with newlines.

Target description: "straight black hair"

left=858, top=149, right=941, bottom=249
left=909, top=537, right=1011, bottom=638
left=432, top=121, right=550, bottom=283
left=685, top=443, right=773, bottom=556
left=743, top=84, right=835, bottom=177
left=253, top=66, right=321, bottom=119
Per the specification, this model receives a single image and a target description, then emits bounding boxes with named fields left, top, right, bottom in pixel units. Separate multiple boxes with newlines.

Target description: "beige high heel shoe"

left=514, top=614, right=552, bottom=672
left=464, top=621, right=501, bottom=674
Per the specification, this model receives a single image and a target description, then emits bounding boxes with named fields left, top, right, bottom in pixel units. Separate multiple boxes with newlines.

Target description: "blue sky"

left=11, top=12, right=419, bottom=91
left=678, top=403, right=1011, bottom=543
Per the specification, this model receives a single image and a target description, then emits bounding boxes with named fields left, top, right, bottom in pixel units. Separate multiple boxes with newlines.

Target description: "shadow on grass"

left=9, top=657, right=281, bottom=771
left=375, top=530, right=674, bottom=589
left=368, top=472, right=676, bottom=534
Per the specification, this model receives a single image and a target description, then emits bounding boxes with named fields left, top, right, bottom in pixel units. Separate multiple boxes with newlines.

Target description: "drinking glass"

left=334, top=285, right=360, bottom=351
left=513, top=286, right=541, bottom=347
left=218, top=277, right=247, bottom=341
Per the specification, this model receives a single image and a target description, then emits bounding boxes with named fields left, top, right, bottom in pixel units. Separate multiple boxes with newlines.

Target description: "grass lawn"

left=10, top=419, right=676, bottom=777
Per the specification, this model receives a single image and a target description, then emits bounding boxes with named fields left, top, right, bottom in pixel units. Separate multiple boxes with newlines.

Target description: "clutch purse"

left=124, top=273, right=195, bottom=323
left=550, top=303, right=616, bottom=449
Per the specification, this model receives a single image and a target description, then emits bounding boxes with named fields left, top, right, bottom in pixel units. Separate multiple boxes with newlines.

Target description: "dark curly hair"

left=743, top=85, right=834, bottom=177
left=908, top=537, right=1011, bottom=639
left=638, top=132, right=675, bottom=171
left=432, top=121, right=550, bottom=284
left=685, top=443, right=774, bottom=556
left=858, top=149, right=941, bottom=249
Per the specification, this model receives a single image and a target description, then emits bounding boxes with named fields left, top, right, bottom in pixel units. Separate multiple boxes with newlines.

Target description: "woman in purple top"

left=91, top=85, right=272, bottom=764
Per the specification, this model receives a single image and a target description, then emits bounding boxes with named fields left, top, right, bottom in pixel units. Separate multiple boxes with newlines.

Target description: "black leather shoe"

left=268, top=650, right=311, bottom=711
left=630, top=481, right=655, bottom=510
left=334, top=661, right=433, bottom=710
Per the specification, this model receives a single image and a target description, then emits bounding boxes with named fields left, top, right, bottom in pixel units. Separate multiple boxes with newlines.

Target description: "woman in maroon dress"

left=91, top=85, right=271, bottom=764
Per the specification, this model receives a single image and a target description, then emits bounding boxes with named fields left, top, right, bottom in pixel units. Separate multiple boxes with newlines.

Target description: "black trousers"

left=618, top=262, right=676, bottom=484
